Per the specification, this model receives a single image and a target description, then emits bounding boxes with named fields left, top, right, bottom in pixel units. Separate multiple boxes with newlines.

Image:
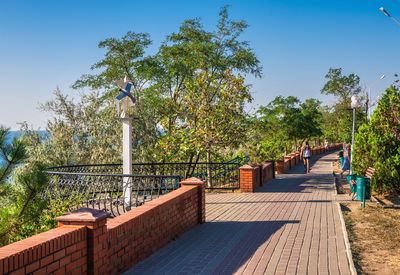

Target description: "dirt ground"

left=341, top=203, right=400, bottom=275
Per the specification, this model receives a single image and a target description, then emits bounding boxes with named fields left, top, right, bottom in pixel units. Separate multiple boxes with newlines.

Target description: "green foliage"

left=0, top=127, right=27, bottom=184
left=0, top=128, right=49, bottom=246
left=247, top=96, right=323, bottom=162
left=73, top=32, right=157, bottom=91
left=154, top=7, right=261, bottom=162
left=69, top=6, right=261, bottom=164
left=37, top=89, right=123, bottom=165
left=72, top=31, right=162, bottom=163
left=321, top=68, right=362, bottom=104
left=353, top=86, right=400, bottom=193
left=320, top=68, right=365, bottom=142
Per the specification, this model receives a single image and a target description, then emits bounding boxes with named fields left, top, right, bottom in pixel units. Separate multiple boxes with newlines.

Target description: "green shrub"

left=353, top=86, right=400, bottom=193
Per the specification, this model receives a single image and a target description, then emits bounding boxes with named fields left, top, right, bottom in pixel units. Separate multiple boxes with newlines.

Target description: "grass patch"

left=341, top=203, right=400, bottom=274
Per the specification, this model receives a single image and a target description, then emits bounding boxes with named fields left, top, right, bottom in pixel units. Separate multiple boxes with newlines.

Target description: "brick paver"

left=126, top=153, right=352, bottom=275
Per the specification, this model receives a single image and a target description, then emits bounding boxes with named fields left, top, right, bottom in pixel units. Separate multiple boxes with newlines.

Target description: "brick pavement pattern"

left=126, top=153, right=352, bottom=275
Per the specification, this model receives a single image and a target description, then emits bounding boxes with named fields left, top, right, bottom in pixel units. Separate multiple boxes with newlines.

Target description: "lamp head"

left=351, top=95, right=361, bottom=109
left=379, top=7, right=391, bottom=17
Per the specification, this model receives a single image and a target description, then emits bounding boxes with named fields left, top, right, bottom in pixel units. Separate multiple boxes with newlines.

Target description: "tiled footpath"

left=126, top=153, right=353, bottom=275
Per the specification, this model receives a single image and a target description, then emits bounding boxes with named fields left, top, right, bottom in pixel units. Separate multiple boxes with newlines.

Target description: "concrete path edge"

left=330, top=162, right=357, bottom=275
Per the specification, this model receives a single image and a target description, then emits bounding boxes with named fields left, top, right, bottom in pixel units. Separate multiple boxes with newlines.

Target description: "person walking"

left=301, top=141, right=312, bottom=173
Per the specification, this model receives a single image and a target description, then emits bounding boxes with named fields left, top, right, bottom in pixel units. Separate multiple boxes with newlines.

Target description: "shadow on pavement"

left=207, top=200, right=332, bottom=205
left=128, top=220, right=298, bottom=275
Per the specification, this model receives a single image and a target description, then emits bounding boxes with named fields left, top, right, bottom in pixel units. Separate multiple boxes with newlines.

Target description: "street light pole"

left=351, top=107, right=356, bottom=173
left=122, top=117, right=133, bottom=209
left=115, top=77, right=136, bottom=211
left=350, top=95, right=361, bottom=174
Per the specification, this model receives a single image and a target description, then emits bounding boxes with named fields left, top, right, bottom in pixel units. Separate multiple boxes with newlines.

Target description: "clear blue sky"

left=1, top=0, right=399, bottom=129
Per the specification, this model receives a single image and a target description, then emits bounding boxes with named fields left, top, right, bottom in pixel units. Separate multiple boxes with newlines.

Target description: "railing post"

left=56, top=208, right=110, bottom=275
left=180, top=177, right=205, bottom=224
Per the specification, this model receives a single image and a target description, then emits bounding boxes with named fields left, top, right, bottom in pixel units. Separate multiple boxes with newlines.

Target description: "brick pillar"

left=276, top=160, right=285, bottom=174
left=284, top=156, right=292, bottom=169
left=181, top=177, right=206, bottom=224
left=289, top=154, right=296, bottom=167
left=295, top=152, right=300, bottom=165
left=240, top=165, right=255, bottom=192
left=56, top=208, right=110, bottom=275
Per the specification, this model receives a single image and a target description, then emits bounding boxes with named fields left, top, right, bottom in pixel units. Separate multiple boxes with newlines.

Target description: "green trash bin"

left=356, top=176, right=371, bottom=201
left=346, top=174, right=357, bottom=193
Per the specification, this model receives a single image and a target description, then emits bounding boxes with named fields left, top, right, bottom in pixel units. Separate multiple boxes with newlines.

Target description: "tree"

left=300, top=98, right=323, bottom=141
left=154, top=6, right=261, bottom=163
left=353, top=86, right=400, bottom=193
left=0, top=127, right=48, bottom=246
left=73, top=32, right=162, bottom=163
left=34, top=89, right=122, bottom=165
left=73, top=32, right=157, bottom=92
left=321, top=68, right=362, bottom=104
left=0, top=127, right=26, bottom=185
left=70, top=6, right=261, bottom=165
left=248, top=96, right=323, bottom=162
left=320, top=68, right=365, bottom=142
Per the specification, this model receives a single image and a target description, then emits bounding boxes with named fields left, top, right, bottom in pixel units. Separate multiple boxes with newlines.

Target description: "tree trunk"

left=186, top=152, right=194, bottom=178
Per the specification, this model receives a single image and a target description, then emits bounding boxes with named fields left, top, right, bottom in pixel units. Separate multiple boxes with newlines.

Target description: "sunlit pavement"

left=127, top=153, right=352, bottom=275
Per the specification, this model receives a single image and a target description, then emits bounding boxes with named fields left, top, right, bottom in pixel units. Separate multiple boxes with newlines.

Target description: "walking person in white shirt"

left=301, top=141, right=312, bottom=173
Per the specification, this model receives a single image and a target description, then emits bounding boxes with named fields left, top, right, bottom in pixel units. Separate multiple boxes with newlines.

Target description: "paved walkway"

left=127, top=153, right=353, bottom=275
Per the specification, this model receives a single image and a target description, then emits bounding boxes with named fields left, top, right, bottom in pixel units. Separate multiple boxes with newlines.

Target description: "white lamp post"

left=115, top=77, right=136, bottom=210
left=350, top=95, right=361, bottom=174
left=379, top=7, right=400, bottom=27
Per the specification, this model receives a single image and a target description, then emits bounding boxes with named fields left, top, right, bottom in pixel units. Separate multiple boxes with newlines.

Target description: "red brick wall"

left=106, top=178, right=204, bottom=273
left=0, top=178, right=205, bottom=275
left=240, top=162, right=274, bottom=190
left=289, top=154, right=296, bottom=168
left=239, top=165, right=261, bottom=192
left=0, top=226, right=87, bottom=274
left=276, top=160, right=285, bottom=174
left=261, top=162, right=274, bottom=183
left=284, top=158, right=290, bottom=171
left=284, top=156, right=292, bottom=170
left=295, top=152, right=300, bottom=164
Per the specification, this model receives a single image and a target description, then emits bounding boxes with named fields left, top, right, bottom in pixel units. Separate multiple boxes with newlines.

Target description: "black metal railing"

left=44, top=171, right=180, bottom=217
left=47, top=156, right=249, bottom=190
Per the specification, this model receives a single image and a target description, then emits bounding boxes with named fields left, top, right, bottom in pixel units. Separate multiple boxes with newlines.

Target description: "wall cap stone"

left=240, top=164, right=254, bottom=170
left=180, top=177, right=205, bottom=185
left=56, top=208, right=110, bottom=223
